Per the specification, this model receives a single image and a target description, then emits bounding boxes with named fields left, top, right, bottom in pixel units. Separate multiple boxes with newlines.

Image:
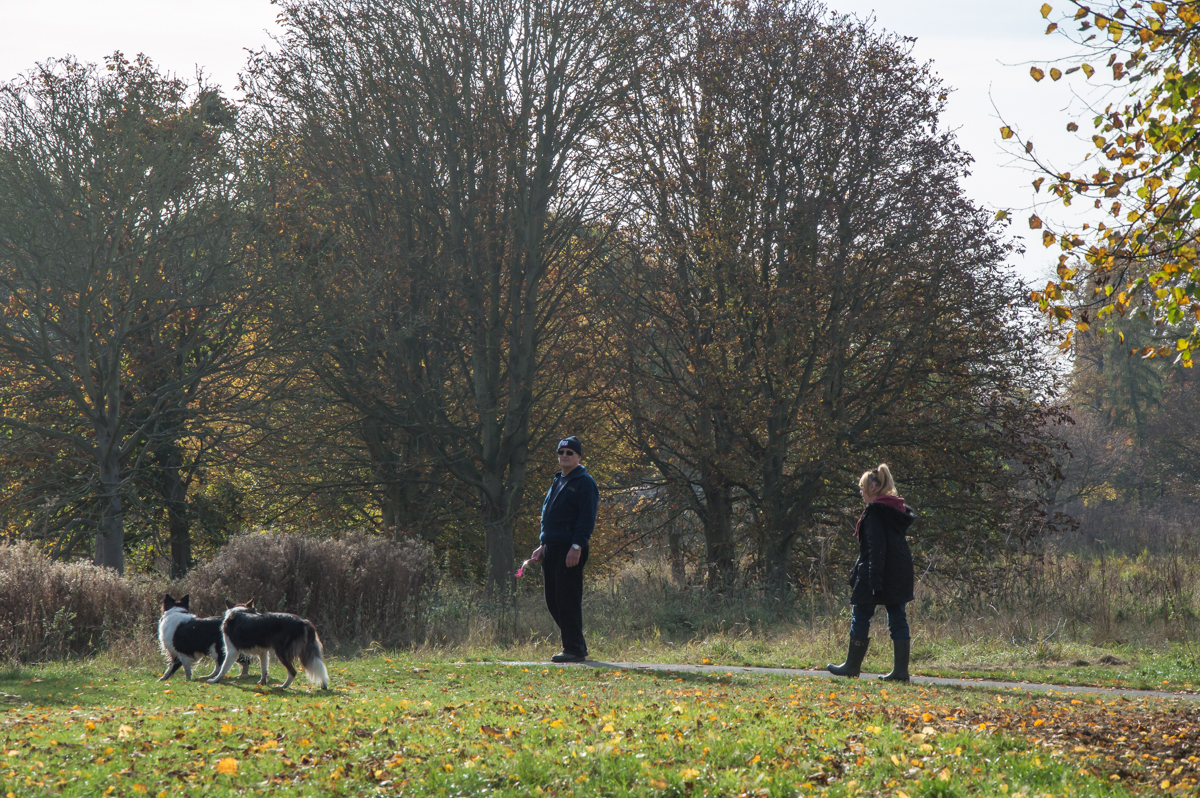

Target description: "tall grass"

left=418, top=504, right=1200, bottom=667
left=0, top=543, right=158, bottom=661
left=0, top=532, right=438, bottom=663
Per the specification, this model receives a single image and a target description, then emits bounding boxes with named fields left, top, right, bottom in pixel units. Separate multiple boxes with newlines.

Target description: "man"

left=528, top=436, right=599, bottom=663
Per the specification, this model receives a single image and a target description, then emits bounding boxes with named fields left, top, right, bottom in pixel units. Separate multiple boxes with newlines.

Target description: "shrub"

left=0, top=543, right=158, bottom=662
left=179, top=532, right=438, bottom=649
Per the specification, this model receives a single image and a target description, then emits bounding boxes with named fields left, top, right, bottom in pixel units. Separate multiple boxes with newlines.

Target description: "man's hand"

left=530, top=544, right=546, bottom=562
left=565, top=546, right=581, bottom=567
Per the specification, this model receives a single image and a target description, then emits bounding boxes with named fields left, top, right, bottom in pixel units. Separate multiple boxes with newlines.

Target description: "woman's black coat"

left=849, top=501, right=916, bottom=606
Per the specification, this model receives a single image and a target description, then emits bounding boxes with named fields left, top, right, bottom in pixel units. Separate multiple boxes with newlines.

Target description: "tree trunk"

left=94, top=437, right=124, bottom=574
left=701, top=478, right=735, bottom=589
left=761, top=528, right=794, bottom=593
left=667, top=522, right=685, bottom=585
left=480, top=484, right=516, bottom=599
left=157, top=441, right=191, bottom=578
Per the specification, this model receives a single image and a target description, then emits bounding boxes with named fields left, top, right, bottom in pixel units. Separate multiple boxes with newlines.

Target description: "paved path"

left=493, top=660, right=1199, bottom=702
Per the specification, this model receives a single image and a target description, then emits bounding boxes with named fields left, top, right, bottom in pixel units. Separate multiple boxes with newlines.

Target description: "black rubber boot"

left=879, top=638, right=911, bottom=682
left=826, top=637, right=869, bottom=677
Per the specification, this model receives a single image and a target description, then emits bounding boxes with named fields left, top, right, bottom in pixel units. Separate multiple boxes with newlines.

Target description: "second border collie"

left=207, top=599, right=330, bottom=690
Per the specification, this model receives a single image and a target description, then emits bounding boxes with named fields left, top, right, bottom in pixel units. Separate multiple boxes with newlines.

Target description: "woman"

left=826, top=464, right=915, bottom=682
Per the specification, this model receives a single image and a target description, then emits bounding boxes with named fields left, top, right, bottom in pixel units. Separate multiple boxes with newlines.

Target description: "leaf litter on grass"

left=1, top=659, right=1198, bottom=796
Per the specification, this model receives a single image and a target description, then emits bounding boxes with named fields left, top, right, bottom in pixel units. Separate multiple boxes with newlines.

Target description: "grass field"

left=2, top=653, right=1197, bottom=797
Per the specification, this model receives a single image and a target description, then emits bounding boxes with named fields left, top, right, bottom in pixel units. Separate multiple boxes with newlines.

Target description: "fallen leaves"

left=863, top=695, right=1200, bottom=791
left=215, top=757, right=238, bottom=775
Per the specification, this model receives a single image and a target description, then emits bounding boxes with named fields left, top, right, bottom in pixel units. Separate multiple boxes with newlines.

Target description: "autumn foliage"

left=0, top=1, right=1069, bottom=591
left=1023, top=2, right=1200, bottom=363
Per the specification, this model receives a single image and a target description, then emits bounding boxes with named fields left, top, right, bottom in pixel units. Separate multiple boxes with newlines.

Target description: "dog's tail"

left=300, top=622, right=329, bottom=689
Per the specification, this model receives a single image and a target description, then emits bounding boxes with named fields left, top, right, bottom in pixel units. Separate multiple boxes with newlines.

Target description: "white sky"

left=0, top=0, right=1104, bottom=285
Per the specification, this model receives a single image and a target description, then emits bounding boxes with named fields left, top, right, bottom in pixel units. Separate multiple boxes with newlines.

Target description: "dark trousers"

left=850, top=602, right=910, bottom=640
left=542, top=542, right=588, bottom=656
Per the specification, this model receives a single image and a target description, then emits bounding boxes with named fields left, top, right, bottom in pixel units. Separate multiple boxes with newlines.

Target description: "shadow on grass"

left=202, top=677, right=341, bottom=701
left=0, top=665, right=339, bottom=708
left=0, top=668, right=118, bottom=707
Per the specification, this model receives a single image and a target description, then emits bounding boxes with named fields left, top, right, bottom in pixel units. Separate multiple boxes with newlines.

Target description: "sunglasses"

left=557, top=449, right=578, bottom=456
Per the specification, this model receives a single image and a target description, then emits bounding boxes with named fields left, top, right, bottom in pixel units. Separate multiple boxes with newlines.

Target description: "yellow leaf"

left=995, top=209, right=1009, bottom=220
left=649, top=778, right=669, bottom=790
left=118, top=725, right=133, bottom=740
left=1030, top=66, right=1045, bottom=82
left=1040, top=3, right=1052, bottom=18
left=1046, top=22, right=1058, bottom=34
left=681, top=768, right=701, bottom=779
left=220, top=724, right=234, bottom=735
left=132, top=786, right=147, bottom=795
left=549, top=719, right=563, bottom=727
left=602, top=723, right=615, bottom=732
left=1043, top=230, right=1057, bottom=247
left=1082, top=63, right=1094, bottom=78
left=938, top=769, right=951, bottom=781
left=1033, top=178, right=1045, bottom=192
left=1000, top=126, right=1014, bottom=140
left=1050, top=68, right=1063, bottom=81
left=216, top=758, right=238, bottom=775
left=1029, top=214, right=1043, bottom=229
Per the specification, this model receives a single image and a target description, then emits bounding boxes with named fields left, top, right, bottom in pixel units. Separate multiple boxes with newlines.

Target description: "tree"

left=248, top=0, right=657, bottom=593
left=0, top=55, right=263, bottom=574
left=1057, top=311, right=1200, bottom=505
left=607, top=0, right=1063, bottom=588
left=1021, top=1, right=1200, bottom=363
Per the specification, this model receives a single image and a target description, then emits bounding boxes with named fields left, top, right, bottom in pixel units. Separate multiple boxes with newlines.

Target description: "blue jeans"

left=850, top=602, right=910, bottom=641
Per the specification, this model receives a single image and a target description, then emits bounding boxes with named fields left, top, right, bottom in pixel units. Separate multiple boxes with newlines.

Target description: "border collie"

left=157, top=594, right=251, bottom=681
left=207, top=599, right=329, bottom=690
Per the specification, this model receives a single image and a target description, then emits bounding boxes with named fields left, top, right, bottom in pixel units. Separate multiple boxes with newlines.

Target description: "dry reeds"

left=0, top=543, right=158, bottom=661
left=177, top=531, right=437, bottom=650
left=0, top=532, right=438, bottom=662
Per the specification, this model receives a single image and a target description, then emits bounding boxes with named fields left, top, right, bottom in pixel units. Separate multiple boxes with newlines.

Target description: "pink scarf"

left=853, top=495, right=907, bottom=537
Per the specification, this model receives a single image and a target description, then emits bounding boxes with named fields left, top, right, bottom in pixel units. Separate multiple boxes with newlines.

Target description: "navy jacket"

left=849, top=500, right=915, bottom=605
left=539, top=465, right=599, bottom=547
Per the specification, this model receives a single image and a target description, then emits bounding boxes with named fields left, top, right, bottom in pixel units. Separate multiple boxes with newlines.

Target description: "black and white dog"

left=157, top=594, right=252, bottom=681
left=207, top=599, right=329, bottom=690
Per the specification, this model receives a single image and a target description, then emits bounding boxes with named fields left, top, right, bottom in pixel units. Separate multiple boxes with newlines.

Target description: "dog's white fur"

left=157, top=605, right=219, bottom=680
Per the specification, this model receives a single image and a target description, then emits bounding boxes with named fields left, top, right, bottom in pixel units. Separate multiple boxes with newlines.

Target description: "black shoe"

left=550, top=651, right=587, bottom=663
left=826, top=636, right=869, bottom=678
left=879, top=638, right=911, bottom=682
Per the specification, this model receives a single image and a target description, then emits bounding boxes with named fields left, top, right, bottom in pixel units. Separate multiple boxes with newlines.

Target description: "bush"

left=0, top=543, right=158, bottom=662
left=0, top=532, right=438, bottom=662
left=179, top=532, right=438, bottom=649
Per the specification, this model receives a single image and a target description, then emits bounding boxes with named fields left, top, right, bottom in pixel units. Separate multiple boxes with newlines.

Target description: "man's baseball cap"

left=557, top=436, right=582, bottom=455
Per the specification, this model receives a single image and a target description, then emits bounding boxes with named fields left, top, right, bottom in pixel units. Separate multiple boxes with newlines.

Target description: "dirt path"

left=494, top=659, right=1200, bottom=701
